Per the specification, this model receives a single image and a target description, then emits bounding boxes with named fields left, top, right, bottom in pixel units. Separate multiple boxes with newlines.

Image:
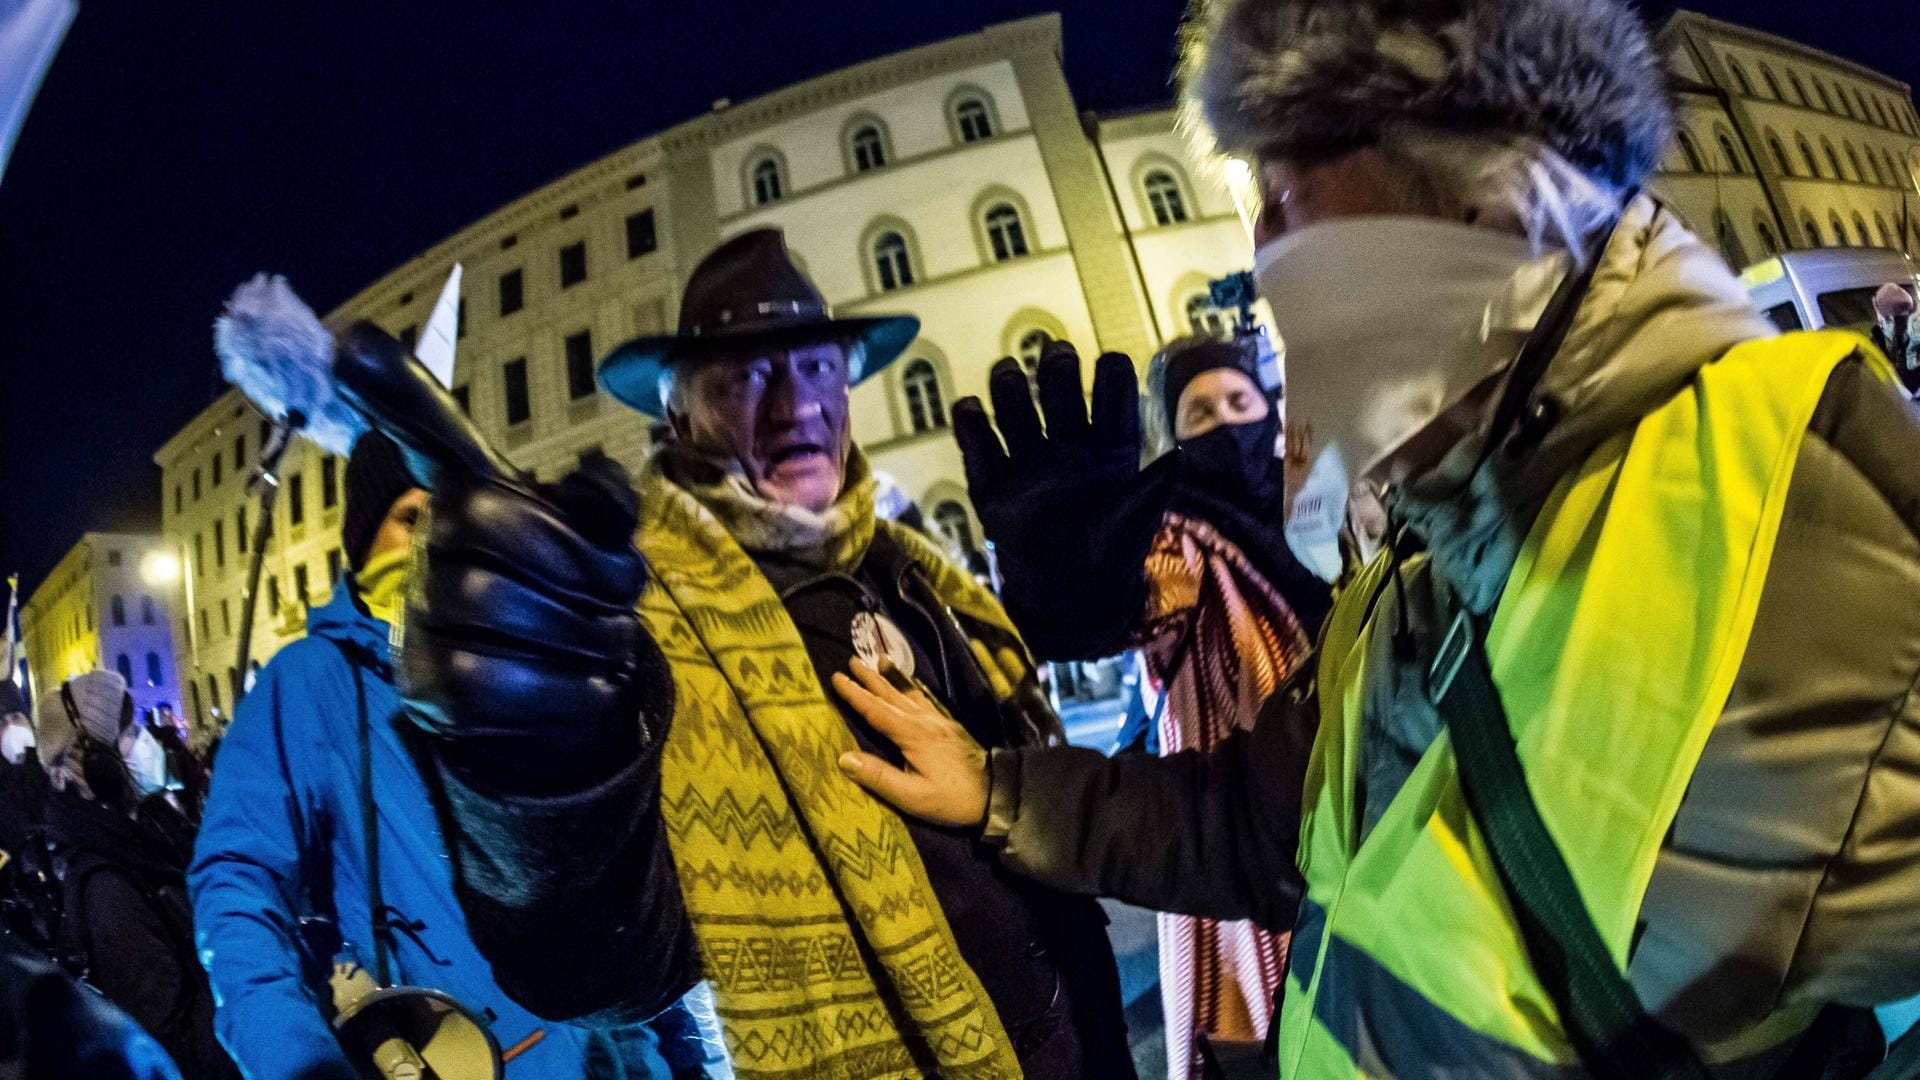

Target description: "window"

left=141, top=596, right=155, bottom=625
left=294, top=564, right=310, bottom=606
left=1788, top=71, right=1808, bottom=106
left=1715, top=211, right=1749, bottom=270
left=146, top=652, right=162, bottom=688
left=559, top=241, right=587, bottom=288
left=750, top=156, right=784, bottom=205
left=1017, top=329, right=1052, bottom=369
left=207, top=674, right=220, bottom=714
left=873, top=232, right=914, bottom=291
left=499, top=268, right=524, bottom=316
left=559, top=203, right=579, bottom=221
left=452, top=385, right=471, bottom=415
left=1717, top=133, right=1745, bottom=175
left=1801, top=212, right=1823, bottom=246
left=1727, top=58, right=1753, bottom=97
left=192, top=469, right=201, bottom=500
left=1187, top=294, right=1229, bottom=337
left=1755, top=215, right=1780, bottom=256
left=954, top=98, right=993, bottom=143
left=626, top=209, right=657, bottom=259
left=500, top=233, right=517, bottom=250
left=327, top=548, right=343, bottom=583
left=1797, top=134, right=1821, bottom=177
left=1870, top=97, right=1887, bottom=127
left=1814, top=80, right=1833, bottom=113
left=1852, top=212, right=1873, bottom=247
left=1876, top=213, right=1895, bottom=248
left=931, top=501, right=976, bottom=556
left=1675, top=130, right=1705, bottom=172
left=902, top=359, right=946, bottom=434
left=504, top=358, right=531, bottom=425
left=566, top=330, right=596, bottom=399
left=1824, top=139, right=1847, bottom=181
left=233, top=433, right=245, bottom=471
left=288, top=472, right=305, bottom=526
left=236, top=508, right=247, bottom=554
left=174, top=485, right=182, bottom=515
left=220, top=598, right=230, bottom=637
left=213, top=520, right=225, bottom=568
left=1868, top=150, right=1887, bottom=185
left=1768, top=132, right=1793, bottom=175
left=1144, top=170, right=1189, bottom=224
left=625, top=172, right=647, bottom=190
left=318, top=456, right=337, bottom=510
left=212, top=454, right=223, bottom=486
left=850, top=124, right=887, bottom=172
left=107, top=549, right=121, bottom=567
left=198, top=608, right=210, bottom=639
left=267, top=575, right=280, bottom=613
left=116, top=654, right=132, bottom=684
left=1761, top=65, right=1783, bottom=100
left=111, top=595, right=126, bottom=627
left=1846, top=143, right=1865, bottom=183
left=1829, top=211, right=1849, bottom=246
left=194, top=532, right=204, bottom=569
left=984, top=204, right=1029, bottom=261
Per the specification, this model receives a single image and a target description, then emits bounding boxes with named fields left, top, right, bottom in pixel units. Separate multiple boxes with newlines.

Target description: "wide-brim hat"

left=600, top=228, right=920, bottom=417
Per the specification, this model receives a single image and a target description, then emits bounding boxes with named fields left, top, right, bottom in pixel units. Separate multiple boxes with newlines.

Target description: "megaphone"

left=331, top=977, right=502, bottom=1080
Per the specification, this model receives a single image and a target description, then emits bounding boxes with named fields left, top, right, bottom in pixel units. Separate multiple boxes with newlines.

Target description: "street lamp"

left=140, top=550, right=181, bottom=587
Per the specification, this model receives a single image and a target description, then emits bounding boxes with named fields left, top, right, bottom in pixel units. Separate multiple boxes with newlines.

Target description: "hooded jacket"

left=188, top=584, right=703, bottom=1080
left=978, top=197, right=1920, bottom=1064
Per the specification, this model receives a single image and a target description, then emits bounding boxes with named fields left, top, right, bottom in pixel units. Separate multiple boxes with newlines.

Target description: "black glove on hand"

left=401, top=451, right=673, bottom=797
left=953, top=342, right=1179, bottom=660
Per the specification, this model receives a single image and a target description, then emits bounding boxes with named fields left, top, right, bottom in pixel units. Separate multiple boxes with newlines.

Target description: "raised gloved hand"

left=953, top=342, right=1179, bottom=660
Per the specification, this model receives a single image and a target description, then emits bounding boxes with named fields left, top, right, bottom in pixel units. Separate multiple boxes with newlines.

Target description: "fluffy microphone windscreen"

left=213, top=273, right=367, bottom=456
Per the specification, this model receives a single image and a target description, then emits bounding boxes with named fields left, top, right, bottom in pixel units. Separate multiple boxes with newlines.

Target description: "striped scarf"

left=636, top=447, right=1025, bottom=1080
left=1134, top=512, right=1311, bottom=1080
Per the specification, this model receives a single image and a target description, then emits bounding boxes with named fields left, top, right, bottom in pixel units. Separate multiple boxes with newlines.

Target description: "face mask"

left=123, top=725, right=168, bottom=797
left=1256, top=217, right=1564, bottom=578
left=1178, top=413, right=1283, bottom=515
left=356, top=546, right=411, bottom=628
left=2, top=722, right=33, bottom=765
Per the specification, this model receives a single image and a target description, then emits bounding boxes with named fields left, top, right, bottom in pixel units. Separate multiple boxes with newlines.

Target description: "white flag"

left=415, top=263, right=463, bottom=390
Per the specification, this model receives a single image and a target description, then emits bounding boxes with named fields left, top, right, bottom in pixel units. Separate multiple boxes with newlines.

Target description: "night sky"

left=0, top=0, right=1912, bottom=590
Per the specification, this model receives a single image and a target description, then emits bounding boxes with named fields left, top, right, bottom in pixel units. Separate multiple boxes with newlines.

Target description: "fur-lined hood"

left=1181, top=0, right=1673, bottom=191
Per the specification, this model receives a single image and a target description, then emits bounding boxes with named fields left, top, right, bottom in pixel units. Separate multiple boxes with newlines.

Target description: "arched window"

left=1714, top=212, right=1749, bottom=270
left=1788, top=71, right=1808, bottom=106
left=1754, top=214, right=1780, bottom=256
left=1768, top=132, right=1793, bottom=175
left=140, top=596, right=155, bottom=625
left=1845, top=143, right=1865, bottom=183
left=1186, top=294, right=1229, bottom=338
left=206, top=674, right=221, bottom=715
left=1852, top=88, right=1871, bottom=121
left=1801, top=212, right=1823, bottom=246
left=1822, top=138, right=1845, bottom=180
left=1797, top=134, right=1821, bottom=177
left=1829, top=210, right=1849, bottom=246
left=1017, top=329, right=1052, bottom=370
left=849, top=124, right=887, bottom=173
left=1814, top=79, right=1833, bottom=113
left=901, top=359, right=947, bottom=433
left=953, top=97, right=994, bottom=143
left=872, top=231, right=914, bottom=291
left=1867, top=150, right=1887, bottom=186
left=116, top=654, right=132, bottom=684
left=145, top=652, right=163, bottom=688
left=1716, top=132, right=1745, bottom=174
left=1875, top=213, right=1895, bottom=248
left=749, top=156, right=784, bottom=206
left=1852, top=212, right=1873, bottom=247
left=983, top=203, right=1029, bottom=261
left=1726, top=58, right=1753, bottom=97
left=1761, top=64, right=1783, bottom=100
left=110, top=594, right=126, bottom=626
left=1144, top=170, right=1190, bottom=224
left=931, top=501, right=977, bottom=557
left=1675, top=130, right=1705, bottom=172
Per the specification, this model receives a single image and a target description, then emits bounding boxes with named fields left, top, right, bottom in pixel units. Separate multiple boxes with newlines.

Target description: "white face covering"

left=123, top=725, right=169, bottom=796
left=2, top=722, right=33, bottom=765
left=1258, top=217, right=1566, bottom=578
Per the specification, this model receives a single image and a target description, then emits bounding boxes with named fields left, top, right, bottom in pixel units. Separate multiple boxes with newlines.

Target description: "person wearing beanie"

left=1872, top=282, right=1918, bottom=398
left=190, top=431, right=708, bottom=1079
left=834, top=0, right=1920, bottom=1076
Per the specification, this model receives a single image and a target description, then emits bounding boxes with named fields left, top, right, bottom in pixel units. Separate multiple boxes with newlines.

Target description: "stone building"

left=21, top=532, right=181, bottom=723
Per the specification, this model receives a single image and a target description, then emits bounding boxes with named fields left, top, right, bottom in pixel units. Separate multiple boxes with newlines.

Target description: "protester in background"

left=40, top=670, right=238, bottom=1080
left=190, top=431, right=707, bottom=1080
left=145, top=719, right=206, bottom=824
left=834, top=0, right=1920, bottom=1075
left=398, top=229, right=1135, bottom=1079
left=1873, top=282, right=1917, bottom=398
left=0, top=678, right=57, bottom=951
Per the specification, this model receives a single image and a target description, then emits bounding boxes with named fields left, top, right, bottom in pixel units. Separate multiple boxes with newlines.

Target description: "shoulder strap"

left=1426, top=603, right=1713, bottom=1080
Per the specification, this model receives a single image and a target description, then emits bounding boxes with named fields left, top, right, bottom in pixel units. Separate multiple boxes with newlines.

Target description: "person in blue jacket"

left=189, top=432, right=713, bottom=1080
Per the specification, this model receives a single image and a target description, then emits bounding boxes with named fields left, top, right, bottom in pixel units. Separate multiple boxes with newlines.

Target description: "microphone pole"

left=232, top=414, right=299, bottom=709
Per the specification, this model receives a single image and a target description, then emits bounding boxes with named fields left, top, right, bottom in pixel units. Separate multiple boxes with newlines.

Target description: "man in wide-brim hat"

left=401, top=227, right=1136, bottom=1079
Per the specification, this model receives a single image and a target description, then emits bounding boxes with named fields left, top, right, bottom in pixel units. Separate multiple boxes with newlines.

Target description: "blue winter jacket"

left=188, top=585, right=701, bottom=1079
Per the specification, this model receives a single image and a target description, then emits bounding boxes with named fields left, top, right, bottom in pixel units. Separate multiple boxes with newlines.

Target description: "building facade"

left=1651, top=11, right=1920, bottom=268
left=20, top=532, right=181, bottom=723
left=152, top=10, right=1920, bottom=730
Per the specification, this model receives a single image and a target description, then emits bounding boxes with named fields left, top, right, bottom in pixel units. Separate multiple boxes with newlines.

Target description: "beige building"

left=1650, top=11, right=1920, bottom=268
left=152, top=10, right=1920, bottom=730
left=20, top=532, right=182, bottom=723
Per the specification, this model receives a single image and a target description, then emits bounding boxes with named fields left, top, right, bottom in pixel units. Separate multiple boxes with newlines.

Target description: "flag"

left=0, top=0, right=78, bottom=185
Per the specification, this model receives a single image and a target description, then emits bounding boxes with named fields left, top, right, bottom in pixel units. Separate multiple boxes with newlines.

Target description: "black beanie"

left=341, top=432, right=416, bottom=571
left=1161, top=336, right=1265, bottom=437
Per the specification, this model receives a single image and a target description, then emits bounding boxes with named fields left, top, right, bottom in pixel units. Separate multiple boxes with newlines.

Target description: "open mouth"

left=766, top=442, right=830, bottom=474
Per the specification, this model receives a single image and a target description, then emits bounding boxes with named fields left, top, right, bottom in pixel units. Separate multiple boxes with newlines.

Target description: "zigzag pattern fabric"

left=635, top=452, right=1024, bottom=1080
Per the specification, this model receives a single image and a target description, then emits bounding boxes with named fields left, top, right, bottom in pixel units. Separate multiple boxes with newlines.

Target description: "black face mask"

left=1178, top=413, right=1284, bottom=515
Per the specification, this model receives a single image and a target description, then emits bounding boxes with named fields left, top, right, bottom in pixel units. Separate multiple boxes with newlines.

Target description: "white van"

left=1739, top=247, right=1918, bottom=333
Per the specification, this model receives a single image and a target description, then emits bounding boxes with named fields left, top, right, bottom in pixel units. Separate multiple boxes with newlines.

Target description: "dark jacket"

left=1, top=935, right=183, bottom=1080
left=188, top=585, right=704, bottom=1080
left=979, top=198, right=1920, bottom=1064
left=51, top=788, right=238, bottom=1080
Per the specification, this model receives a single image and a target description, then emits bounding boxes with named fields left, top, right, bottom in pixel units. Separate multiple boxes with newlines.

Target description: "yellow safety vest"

left=1279, top=331, right=1893, bottom=1078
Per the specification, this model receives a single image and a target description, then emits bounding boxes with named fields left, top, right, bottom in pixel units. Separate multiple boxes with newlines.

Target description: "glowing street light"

left=141, top=550, right=181, bottom=587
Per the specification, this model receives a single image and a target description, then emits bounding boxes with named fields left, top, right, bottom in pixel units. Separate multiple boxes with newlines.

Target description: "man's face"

left=366, top=489, right=429, bottom=564
left=671, top=340, right=852, bottom=513
left=1175, top=367, right=1271, bottom=440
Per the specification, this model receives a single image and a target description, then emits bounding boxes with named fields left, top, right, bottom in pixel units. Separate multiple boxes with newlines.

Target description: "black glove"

left=953, top=342, right=1179, bottom=660
left=400, top=452, right=673, bottom=796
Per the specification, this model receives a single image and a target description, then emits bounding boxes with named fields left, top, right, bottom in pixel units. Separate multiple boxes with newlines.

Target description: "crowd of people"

left=7, top=0, right=1920, bottom=1077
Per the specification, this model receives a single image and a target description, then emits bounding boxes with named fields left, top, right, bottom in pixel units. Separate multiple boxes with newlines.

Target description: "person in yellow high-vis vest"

left=829, top=0, right=1920, bottom=1076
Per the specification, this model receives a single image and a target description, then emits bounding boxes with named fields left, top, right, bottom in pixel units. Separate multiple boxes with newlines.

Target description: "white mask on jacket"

left=1257, top=217, right=1565, bottom=578
left=2, top=722, right=33, bottom=765
left=123, top=724, right=168, bottom=796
